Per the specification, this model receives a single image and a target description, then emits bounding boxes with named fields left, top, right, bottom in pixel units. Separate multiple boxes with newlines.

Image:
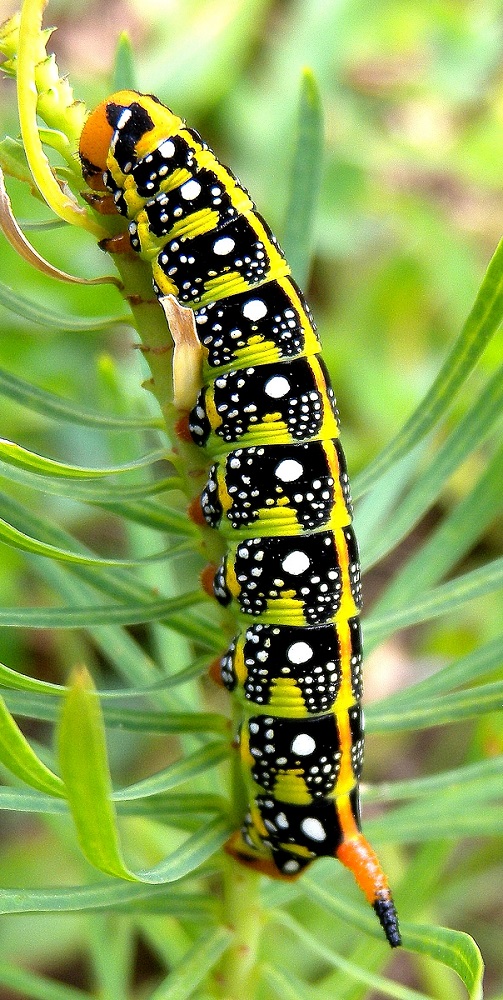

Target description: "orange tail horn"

left=337, top=835, right=401, bottom=948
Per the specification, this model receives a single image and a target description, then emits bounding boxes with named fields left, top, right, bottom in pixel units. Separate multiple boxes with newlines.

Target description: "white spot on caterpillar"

left=265, top=375, right=290, bottom=398
left=158, top=139, right=175, bottom=158
left=116, top=108, right=132, bottom=130
left=282, top=550, right=310, bottom=576
left=276, top=812, right=289, bottom=829
left=242, top=299, right=267, bottom=321
left=180, top=179, right=202, bottom=200
left=275, top=458, right=303, bottom=482
left=291, top=733, right=316, bottom=756
left=282, top=859, right=300, bottom=874
left=213, top=237, right=235, bottom=255
left=301, top=817, right=326, bottom=841
left=287, top=642, right=313, bottom=664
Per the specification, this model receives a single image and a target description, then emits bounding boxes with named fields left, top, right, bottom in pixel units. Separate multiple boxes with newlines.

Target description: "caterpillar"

left=79, top=90, right=401, bottom=948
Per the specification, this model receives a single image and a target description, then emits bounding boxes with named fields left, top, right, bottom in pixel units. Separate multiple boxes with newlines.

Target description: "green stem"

left=89, top=241, right=258, bottom=1000
left=215, top=855, right=263, bottom=1000
left=114, top=252, right=263, bottom=998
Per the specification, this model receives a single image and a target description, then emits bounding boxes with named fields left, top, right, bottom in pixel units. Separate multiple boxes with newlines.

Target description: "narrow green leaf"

left=365, top=763, right=503, bottom=838
left=0, top=962, right=91, bottom=1000
left=379, top=635, right=503, bottom=707
left=0, top=438, right=168, bottom=478
left=3, top=690, right=229, bottom=735
left=148, top=928, right=232, bottom=1000
left=112, top=742, right=228, bottom=801
left=353, top=232, right=503, bottom=499
left=33, top=556, right=183, bottom=697
left=87, top=916, right=133, bottom=1000
left=0, top=588, right=208, bottom=629
left=371, top=440, right=503, bottom=613
left=367, top=805, right=503, bottom=841
left=133, top=816, right=233, bottom=883
left=302, top=876, right=484, bottom=999
left=260, top=964, right=308, bottom=1000
left=0, top=653, right=208, bottom=699
left=0, top=135, right=42, bottom=193
left=362, top=364, right=503, bottom=570
left=0, top=659, right=64, bottom=695
left=401, top=925, right=483, bottom=1000
left=0, top=280, right=127, bottom=330
left=112, top=31, right=137, bottom=91
left=15, top=218, right=66, bottom=231
left=0, top=514, right=189, bottom=567
left=58, top=675, right=232, bottom=880
left=274, top=912, right=432, bottom=999
left=0, top=461, right=183, bottom=506
left=165, top=612, right=222, bottom=652
left=58, top=667, right=134, bottom=879
left=364, top=557, right=503, bottom=650
left=295, top=871, right=388, bottom=944
left=0, top=787, right=68, bottom=813
left=381, top=772, right=503, bottom=820
left=354, top=445, right=424, bottom=554
left=366, top=680, right=503, bottom=732
left=123, top=793, right=227, bottom=820
left=0, top=693, right=65, bottom=797
left=282, top=67, right=324, bottom=286
left=95, top=498, right=199, bottom=535
left=0, top=787, right=226, bottom=819
left=0, top=491, right=221, bottom=649
left=0, top=880, right=216, bottom=916
left=0, top=366, right=162, bottom=428
left=363, top=755, right=503, bottom=805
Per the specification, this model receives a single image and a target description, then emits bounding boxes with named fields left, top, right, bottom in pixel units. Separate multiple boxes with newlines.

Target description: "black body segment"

left=200, top=438, right=353, bottom=536
left=193, top=276, right=319, bottom=371
left=189, top=355, right=340, bottom=452
left=213, top=527, right=361, bottom=625
left=220, top=617, right=363, bottom=714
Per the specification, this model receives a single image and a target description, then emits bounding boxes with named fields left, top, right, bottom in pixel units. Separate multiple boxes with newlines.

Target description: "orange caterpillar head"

left=79, top=90, right=140, bottom=190
left=79, top=89, right=181, bottom=191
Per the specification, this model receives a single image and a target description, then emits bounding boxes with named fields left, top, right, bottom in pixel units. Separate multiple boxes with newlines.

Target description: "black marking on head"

left=106, top=101, right=156, bottom=179
left=80, top=154, right=102, bottom=179
left=106, top=100, right=155, bottom=137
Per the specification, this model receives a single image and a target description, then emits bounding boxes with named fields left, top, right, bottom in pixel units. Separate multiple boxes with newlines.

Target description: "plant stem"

left=98, top=247, right=261, bottom=998
left=214, top=854, right=263, bottom=1000
left=113, top=253, right=228, bottom=566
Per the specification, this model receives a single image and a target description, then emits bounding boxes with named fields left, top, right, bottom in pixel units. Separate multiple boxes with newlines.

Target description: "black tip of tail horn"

left=373, top=894, right=401, bottom=948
